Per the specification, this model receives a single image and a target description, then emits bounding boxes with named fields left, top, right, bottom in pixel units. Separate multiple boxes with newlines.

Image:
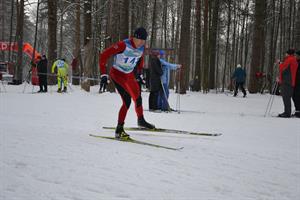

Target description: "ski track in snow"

left=0, top=85, right=299, bottom=200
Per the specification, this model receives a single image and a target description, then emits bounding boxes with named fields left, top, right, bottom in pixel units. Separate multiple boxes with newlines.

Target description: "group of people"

left=35, top=56, right=69, bottom=93
left=148, top=50, right=181, bottom=112
left=230, top=49, right=300, bottom=118
left=32, top=26, right=300, bottom=140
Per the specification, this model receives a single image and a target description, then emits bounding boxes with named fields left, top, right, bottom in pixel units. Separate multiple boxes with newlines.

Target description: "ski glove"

left=100, top=74, right=109, bottom=85
left=136, top=74, right=146, bottom=85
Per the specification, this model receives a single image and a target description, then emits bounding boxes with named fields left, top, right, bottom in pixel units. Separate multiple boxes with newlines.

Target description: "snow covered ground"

left=1, top=84, right=299, bottom=200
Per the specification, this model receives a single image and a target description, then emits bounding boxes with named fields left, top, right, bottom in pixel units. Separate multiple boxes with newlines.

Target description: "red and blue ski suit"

left=99, top=38, right=145, bottom=125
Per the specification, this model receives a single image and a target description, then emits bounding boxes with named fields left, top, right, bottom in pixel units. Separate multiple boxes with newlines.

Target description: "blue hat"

left=159, top=50, right=165, bottom=56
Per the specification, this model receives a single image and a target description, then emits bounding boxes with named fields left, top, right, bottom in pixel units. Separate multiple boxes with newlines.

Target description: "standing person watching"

left=157, top=50, right=181, bottom=111
left=37, top=55, right=48, bottom=93
left=277, top=49, right=298, bottom=118
left=149, top=50, right=163, bottom=111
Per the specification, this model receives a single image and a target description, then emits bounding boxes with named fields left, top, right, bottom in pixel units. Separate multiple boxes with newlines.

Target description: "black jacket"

left=149, top=55, right=163, bottom=92
left=37, top=59, right=48, bottom=75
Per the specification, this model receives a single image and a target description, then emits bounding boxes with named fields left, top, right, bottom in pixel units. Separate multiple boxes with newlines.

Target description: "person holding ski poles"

left=99, top=27, right=155, bottom=140
left=277, top=49, right=298, bottom=118
left=157, top=50, right=181, bottom=111
left=51, top=58, right=69, bottom=93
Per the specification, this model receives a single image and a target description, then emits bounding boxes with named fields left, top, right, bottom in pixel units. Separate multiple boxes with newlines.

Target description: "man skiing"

left=231, top=64, right=247, bottom=97
left=99, top=27, right=155, bottom=140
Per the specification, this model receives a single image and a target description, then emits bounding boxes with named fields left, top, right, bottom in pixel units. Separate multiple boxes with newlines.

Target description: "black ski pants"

left=38, top=75, right=47, bottom=92
left=234, top=82, right=246, bottom=96
left=281, top=84, right=294, bottom=115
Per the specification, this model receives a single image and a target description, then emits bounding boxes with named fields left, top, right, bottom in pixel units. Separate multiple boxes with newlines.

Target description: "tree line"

left=0, top=0, right=299, bottom=93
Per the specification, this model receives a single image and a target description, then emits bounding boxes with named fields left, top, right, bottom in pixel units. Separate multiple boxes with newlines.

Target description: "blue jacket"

left=232, top=67, right=246, bottom=83
left=160, top=58, right=179, bottom=85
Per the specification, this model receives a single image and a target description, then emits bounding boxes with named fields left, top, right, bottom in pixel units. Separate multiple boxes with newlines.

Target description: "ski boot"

left=57, top=88, right=62, bottom=93
left=138, top=116, right=155, bottom=129
left=63, top=87, right=67, bottom=93
left=115, top=124, right=130, bottom=140
left=278, top=112, right=291, bottom=118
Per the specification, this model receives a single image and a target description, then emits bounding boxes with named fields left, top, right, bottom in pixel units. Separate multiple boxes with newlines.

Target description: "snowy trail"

left=1, top=85, right=299, bottom=200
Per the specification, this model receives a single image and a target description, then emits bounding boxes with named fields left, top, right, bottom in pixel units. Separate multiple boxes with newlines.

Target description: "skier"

left=37, top=55, right=48, bottom=93
left=51, top=58, right=69, bottom=93
left=157, top=50, right=181, bottom=111
left=292, top=50, right=300, bottom=118
left=277, top=49, right=298, bottom=118
left=231, top=64, right=247, bottom=97
left=99, top=27, right=155, bottom=139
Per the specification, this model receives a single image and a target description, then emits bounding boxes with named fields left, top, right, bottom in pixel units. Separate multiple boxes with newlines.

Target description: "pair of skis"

left=90, top=126, right=222, bottom=151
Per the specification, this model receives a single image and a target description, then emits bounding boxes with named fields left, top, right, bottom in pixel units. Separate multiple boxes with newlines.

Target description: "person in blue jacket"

left=231, top=64, right=247, bottom=97
left=157, top=50, right=181, bottom=111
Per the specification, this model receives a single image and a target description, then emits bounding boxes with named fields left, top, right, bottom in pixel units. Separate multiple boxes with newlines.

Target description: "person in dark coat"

left=231, top=64, right=247, bottom=97
left=149, top=51, right=163, bottom=110
left=37, top=55, right=48, bottom=92
left=278, top=49, right=298, bottom=118
left=292, top=50, right=300, bottom=118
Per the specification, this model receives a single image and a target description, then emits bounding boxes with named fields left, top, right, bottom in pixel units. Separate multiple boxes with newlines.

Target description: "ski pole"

left=160, top=79, right=172, bottom=111
left=267, top=81, right=278, bottom=116
left=176, top=68, right=181, bottom=114
left=264, top=81, right=278, bottom=117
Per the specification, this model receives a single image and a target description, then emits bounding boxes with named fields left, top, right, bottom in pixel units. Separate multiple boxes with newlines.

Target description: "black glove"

left=100, top=74, right=109, bottom=85
left=136, top=74, right=146, bottom=85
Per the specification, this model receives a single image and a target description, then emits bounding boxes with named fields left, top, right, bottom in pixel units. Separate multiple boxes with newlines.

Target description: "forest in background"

left=0, top=0, right=299, bottom=93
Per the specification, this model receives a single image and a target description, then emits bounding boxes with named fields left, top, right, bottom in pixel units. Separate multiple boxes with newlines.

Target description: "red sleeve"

left=99, top=41, right=126, bottom=74
left=136, top=53, right=145, bottom=74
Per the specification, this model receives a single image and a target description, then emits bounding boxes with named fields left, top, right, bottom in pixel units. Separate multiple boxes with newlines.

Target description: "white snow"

left=1, top=84, right=299, bottom=200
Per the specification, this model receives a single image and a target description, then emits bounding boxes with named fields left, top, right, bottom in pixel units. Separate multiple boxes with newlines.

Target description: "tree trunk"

left=47, top=0, right=57, bottom=84
left=15, top=0, right=24, bottom=82
left=32, top=0, right=40, bottom=63
left=202, top=0, right=209, bottom=92
left=8, top=0, right=15, bottom=62
left=72, top=0, right=81, bottom=85
left=248, top=0, right=266, bottom=93
left=120, top=0, right=129, bottom=40
left=194, top=0, right=202, bottom=91
left=150, top=0, right=158, bottom=48
left=178, top=0, right=192, bottom=94
left=209, top=0, right=220, bottom=89
left=222, top=0, right=231, bottom=92
left=295, top=0, right=300, bottom=49
left=81, top=0, right=92, bottom=92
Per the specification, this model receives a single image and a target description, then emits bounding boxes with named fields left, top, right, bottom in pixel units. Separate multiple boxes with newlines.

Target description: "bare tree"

left=47, top=0, right=57, bottom=84
left=178, top=0, right=192, bottom=93
left=248, top=0, right=266, bottom=93
left=209, top=0, right=220, bottom=89
left=15, top=0, right=24, bottom=82
left=201, top=0, right=209, bottom=92
left=120, top=0, right=129, bottom=40
left=81, top=0, right=93, bottom=92
left=194, top=0, right=202, bottom=92
left=72, top=0, right=81, bottom=85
